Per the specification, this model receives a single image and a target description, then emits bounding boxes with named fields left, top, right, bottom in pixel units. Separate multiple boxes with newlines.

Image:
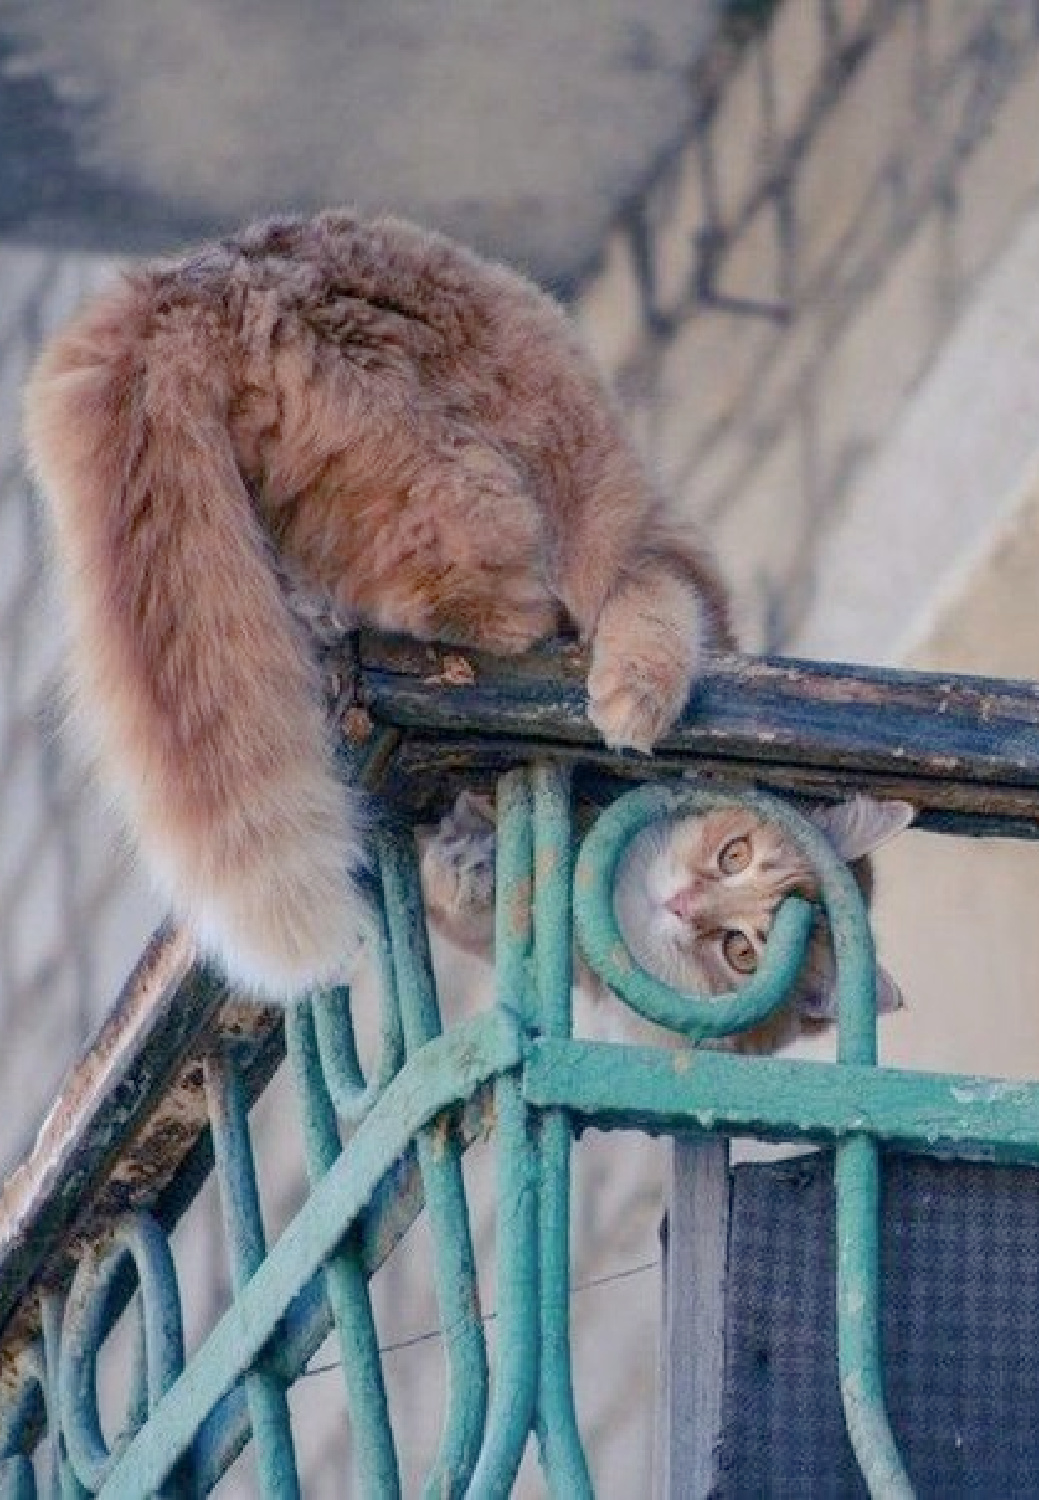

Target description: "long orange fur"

left=24, top=210, right=732, bottom=1000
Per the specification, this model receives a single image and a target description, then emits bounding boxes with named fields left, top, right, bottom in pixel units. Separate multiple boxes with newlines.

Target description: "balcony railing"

left=3, top=633, right=1039, bottom=1497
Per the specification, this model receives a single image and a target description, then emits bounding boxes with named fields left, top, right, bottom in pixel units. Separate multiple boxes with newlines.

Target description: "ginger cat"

left=23, top=210, right=732, bottom=1001
left=422, top=791, right=913, bottom=1052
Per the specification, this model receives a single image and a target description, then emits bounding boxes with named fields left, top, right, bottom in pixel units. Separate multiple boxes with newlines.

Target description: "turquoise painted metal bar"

left=837, top=1136, right=914, bottom=1499
left=378, top=830, right=490, bottom=1498
left=58, top=1215, right=185, bottom=1496
left=285, top=996, right=401, bottom=1500
left=203, top=1051, right=301, bottom=1500
left=186, top=1091, right=504, bottom=1489
left=523, top=1040, right=1039, bottom=1162
left=0, top=1455, right=34, bottom=1500
left=531, top=762, right=594, bottom=1497
left=468, top=768, right=540, bottom=1497
left=789, top=790, right=916, bottom=1499
left=42, top=1292, right=84, bottom=1500
left=0, top=1350, right=46, bottom=1500
left=95, top=1011, right=521, bottom=1498
left=309, top=903, right=404, bottom=1125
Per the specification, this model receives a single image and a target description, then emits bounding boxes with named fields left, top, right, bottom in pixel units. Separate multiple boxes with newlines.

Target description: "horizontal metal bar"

left=372, top=735, right=1039, bottom=841
left=358, top=635, right=1039, bottom=827
left=523, top=1040, right=1039, bottom=1165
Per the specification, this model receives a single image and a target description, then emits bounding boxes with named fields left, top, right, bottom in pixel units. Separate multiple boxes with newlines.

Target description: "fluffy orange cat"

left=23, top=210, right=732, bottom=1000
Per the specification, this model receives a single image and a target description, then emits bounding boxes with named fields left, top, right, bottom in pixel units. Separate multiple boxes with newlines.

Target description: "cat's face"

left=612, top=796, right=912, bottom=1046
left=614, top=806, right=818, bottom=996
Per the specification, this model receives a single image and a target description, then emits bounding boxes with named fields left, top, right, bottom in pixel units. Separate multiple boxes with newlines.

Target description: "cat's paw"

left=587, top=655, right=695, bottom=752
left=420, top=791, right=497, bottom=921
left=588, top=600, right=703, bottom=753
left=587, top=568, right=708, bottom=751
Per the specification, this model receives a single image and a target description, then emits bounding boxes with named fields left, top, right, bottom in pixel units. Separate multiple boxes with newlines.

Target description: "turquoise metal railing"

left=6, top=637, right=1039, bottom=1495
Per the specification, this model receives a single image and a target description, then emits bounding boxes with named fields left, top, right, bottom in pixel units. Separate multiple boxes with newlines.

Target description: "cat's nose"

left=664, top=885, right=703, bottom=921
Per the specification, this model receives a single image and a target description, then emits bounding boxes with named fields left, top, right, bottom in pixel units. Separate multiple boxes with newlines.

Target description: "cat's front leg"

left=419, top=791, right=498, bottom=955
left=587, top=565, right=709, bottom=752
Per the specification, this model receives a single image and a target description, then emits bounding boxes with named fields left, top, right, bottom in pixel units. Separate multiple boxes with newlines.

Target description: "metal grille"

left=3, top=637, right=1039, bottom=1495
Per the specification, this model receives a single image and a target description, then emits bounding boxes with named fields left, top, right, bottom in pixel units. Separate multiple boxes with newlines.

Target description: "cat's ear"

left=446, top=789, right=497, bottom=833
left=808, top=796, right=914, bottom=862
left=875, top=964, right=905, bottom=1015
left=797, top=964, right=904, bottom=1021
left=796, top=943, right=905, bottom=1021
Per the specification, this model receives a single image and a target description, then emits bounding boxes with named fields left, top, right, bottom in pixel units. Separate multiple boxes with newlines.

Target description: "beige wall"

left=871, top=489, right=1039, bottom=1081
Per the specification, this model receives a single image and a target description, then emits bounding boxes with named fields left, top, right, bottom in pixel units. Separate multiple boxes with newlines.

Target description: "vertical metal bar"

left=204, top=1050, right=302, bottom=1500
left=467, top=767, right=540, bottom=1498
left=831, top=844, right=915, bottom=1499
left=531, top=762, right=593, bottom=1497
left=38, top=1302, right=81, bottom=1500
left=836, top=1137, right=914, bottom=1499
left=0, top=1456, right=36, bottom=1500
left=660, top=1135, right=730, bottom=1500
left=284, top=1000, right=401, bottom=1500
left=0, top=1453, right=37, bottom=1500
left=310, top=970, right=404, bottom=1125
left=378, top=829, right=490, bottom=1498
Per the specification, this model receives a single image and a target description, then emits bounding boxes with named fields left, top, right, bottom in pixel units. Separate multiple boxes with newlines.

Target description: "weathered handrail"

left=359, top=634, right=1039, bottom=834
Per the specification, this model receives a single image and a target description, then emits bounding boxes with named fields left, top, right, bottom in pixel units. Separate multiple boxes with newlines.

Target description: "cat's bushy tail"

left=23, top=276, right=368, bottom=1000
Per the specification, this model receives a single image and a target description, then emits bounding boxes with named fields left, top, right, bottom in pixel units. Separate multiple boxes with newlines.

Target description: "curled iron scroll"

left=306, top=898, right=406, bottom=1125
left=573, top=784, right=879, bottom=1053
left=58, top=1211, right=184, bottom=1492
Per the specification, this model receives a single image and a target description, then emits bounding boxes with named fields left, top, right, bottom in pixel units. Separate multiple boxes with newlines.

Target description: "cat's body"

left=422, top=791, right=912, bottom=1052
left=24, top=210, right=732, bottom=1000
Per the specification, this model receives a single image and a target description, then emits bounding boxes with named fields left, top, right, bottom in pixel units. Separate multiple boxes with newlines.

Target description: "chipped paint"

left=536, top=845, right=559, bottom=881
left=950, top=1080, right=1030, bottom=1106
left=422, top=653, right=477, bottom=687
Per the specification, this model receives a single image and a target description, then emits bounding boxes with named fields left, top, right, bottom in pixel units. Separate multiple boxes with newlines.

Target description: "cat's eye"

left=722, top=929, right=758, bottom=975
left=718, top=835, right=752, bottom=875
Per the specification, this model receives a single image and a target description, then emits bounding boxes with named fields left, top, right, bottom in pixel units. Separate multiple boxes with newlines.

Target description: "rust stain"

left=341, top=705, right=374, bottom=743
left=536, top=845, right=558, bottom=881
left=478, top=1092, right=498, bottom=1138
left=506, top=876, right=533, bottom=940
left=430, top=1115, right=453, bottom=1162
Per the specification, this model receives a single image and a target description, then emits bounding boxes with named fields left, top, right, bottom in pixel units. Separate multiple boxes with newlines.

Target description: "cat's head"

left=612, top=795, right=913, bottom=1049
